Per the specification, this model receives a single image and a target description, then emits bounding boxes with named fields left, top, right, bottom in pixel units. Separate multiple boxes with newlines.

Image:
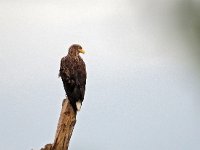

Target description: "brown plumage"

left=59, top=44, right=87, bottom=112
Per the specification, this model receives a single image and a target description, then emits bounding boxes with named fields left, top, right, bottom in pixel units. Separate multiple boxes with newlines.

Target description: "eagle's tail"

left=76, top=100, right=82, bottom=111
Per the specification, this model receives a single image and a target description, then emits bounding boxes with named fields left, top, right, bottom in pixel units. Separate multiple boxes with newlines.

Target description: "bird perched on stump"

left=59, top=44, right=87, bottom=113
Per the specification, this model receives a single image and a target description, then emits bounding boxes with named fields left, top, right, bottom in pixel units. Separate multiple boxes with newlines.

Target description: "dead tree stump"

left=41, top=99, right=76, bottom=150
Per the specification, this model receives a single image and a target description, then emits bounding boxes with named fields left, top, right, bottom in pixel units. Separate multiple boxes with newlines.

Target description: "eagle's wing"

left=60, top=56, right=86, bottom=102
left=76, top=59, right=87, bottom=99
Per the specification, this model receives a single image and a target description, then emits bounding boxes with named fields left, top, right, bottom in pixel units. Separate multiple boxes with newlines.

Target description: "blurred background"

left=0, top=0, right=200, bottom=150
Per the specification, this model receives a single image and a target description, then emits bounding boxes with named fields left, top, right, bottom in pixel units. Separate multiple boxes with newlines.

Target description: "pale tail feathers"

left=76, top=101, right=82, bottom=111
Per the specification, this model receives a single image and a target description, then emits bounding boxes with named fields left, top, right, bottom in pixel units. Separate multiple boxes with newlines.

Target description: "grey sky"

left=0, top=0, right=200, bottom=150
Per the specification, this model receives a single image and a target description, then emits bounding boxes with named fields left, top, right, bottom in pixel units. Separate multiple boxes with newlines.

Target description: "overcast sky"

left=0, top=0, right=200, bottom=150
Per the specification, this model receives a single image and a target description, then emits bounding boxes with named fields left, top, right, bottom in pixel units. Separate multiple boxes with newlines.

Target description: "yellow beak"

left=79, top=49, right=85, bottom=54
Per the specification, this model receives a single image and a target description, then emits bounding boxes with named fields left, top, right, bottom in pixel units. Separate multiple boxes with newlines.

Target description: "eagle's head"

left=68, top=44, right=85, bottom=57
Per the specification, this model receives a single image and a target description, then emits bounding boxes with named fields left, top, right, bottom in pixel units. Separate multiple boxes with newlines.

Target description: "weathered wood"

left=41, top=99, right=76, bottom=150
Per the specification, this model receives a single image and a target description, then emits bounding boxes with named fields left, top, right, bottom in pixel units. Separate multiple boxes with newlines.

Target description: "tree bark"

left=41, top=99, right=76, bottom=150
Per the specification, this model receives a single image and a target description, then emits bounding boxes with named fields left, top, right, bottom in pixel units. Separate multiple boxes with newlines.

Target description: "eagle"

left=59, top=44, right=87, bottom=113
